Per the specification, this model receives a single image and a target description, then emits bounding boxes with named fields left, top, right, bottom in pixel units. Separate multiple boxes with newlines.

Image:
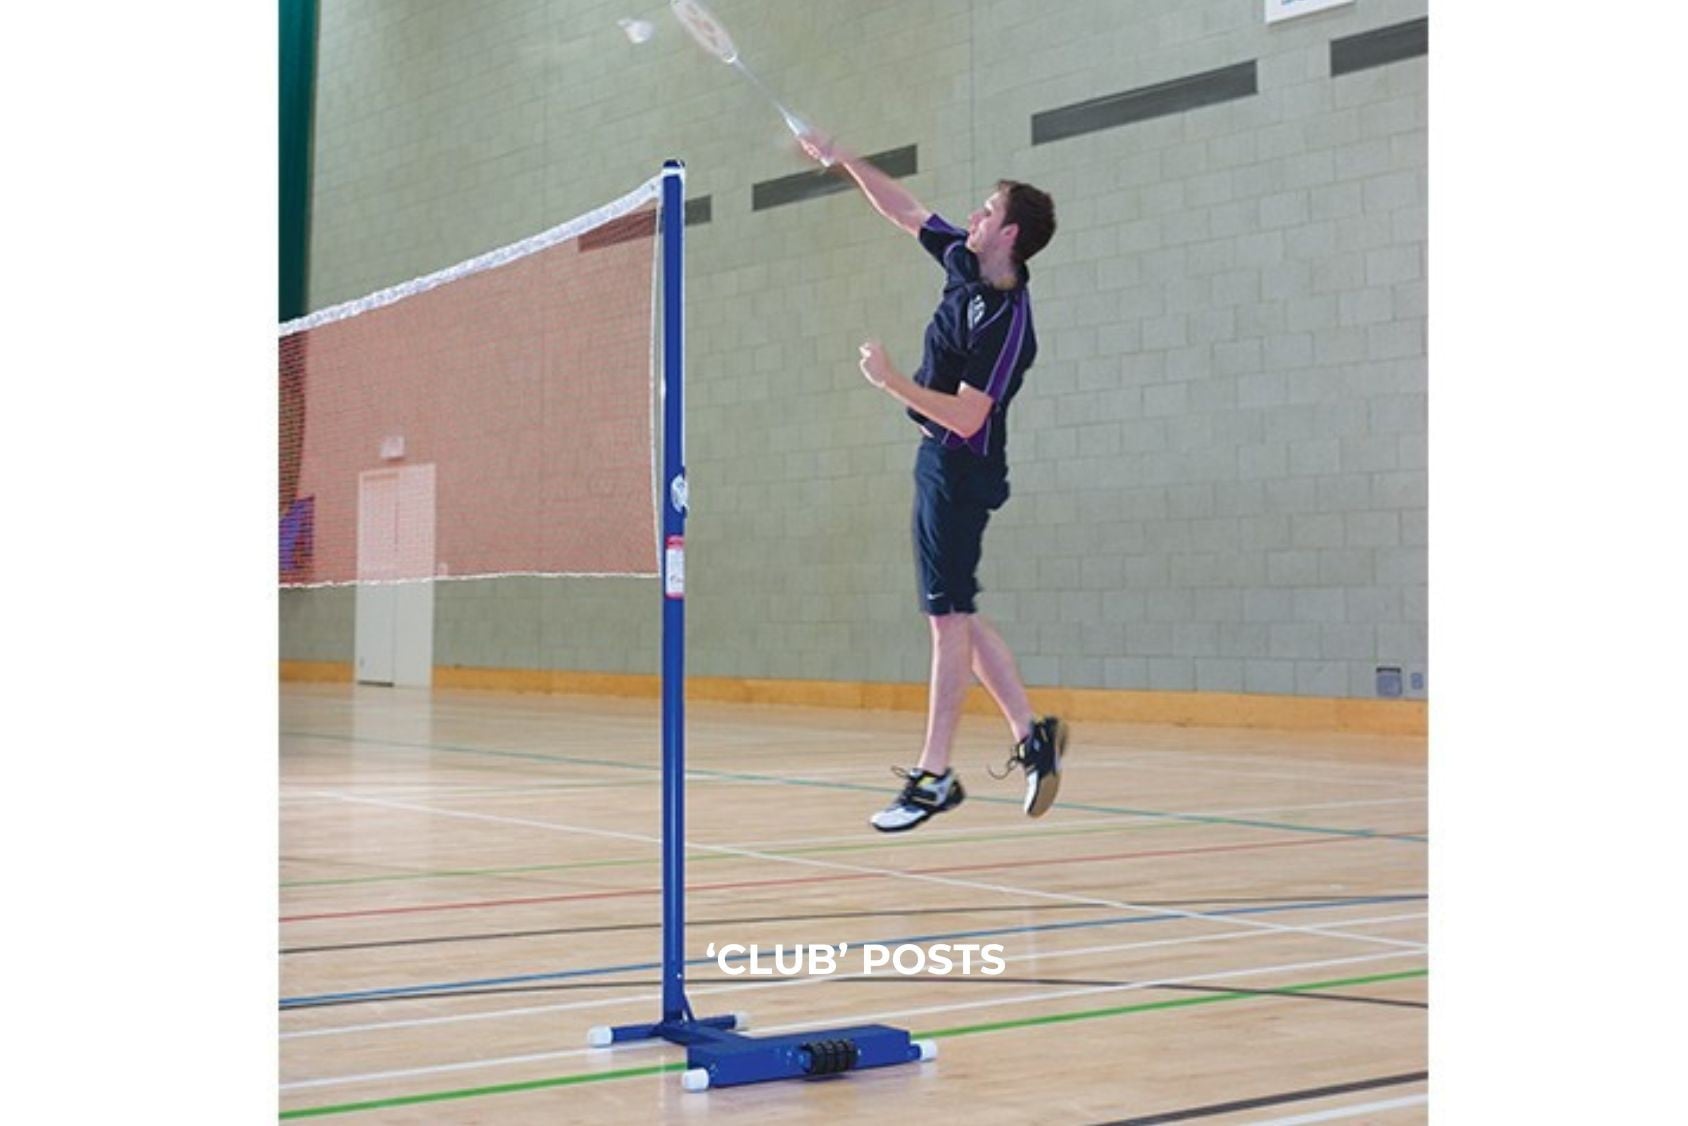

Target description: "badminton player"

left=797, top=129, right=1068, bottom=832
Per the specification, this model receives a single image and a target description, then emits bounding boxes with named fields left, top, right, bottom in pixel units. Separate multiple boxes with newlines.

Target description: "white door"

left=355, top=465, right=435, bottom=687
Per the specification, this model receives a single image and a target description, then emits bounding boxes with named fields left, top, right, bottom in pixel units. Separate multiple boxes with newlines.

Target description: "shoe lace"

left=890, top=765, right=927, bottom=800
left=986, top=743, right=1025, bottom=781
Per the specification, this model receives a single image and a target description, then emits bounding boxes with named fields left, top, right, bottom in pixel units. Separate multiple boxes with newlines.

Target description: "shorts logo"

left=968, top=294, right=985, bottom=331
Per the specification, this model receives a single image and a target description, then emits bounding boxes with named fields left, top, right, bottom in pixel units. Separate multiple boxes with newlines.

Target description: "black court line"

left=1032, top=61, right=1257, bottom=146
left=1096, top=1071, right=1429, bottom=1125
left=278, top=976, right=1171, bottom=1010
left=752, top=145, right=917, bottom=211
left=1155, top=982, right=1427, bottom=1011
left=281, top=895, right=1424, bottom=955
left=1330, top=17, right=1429, bottom=77
left=279, top=975, right=1426, bottom=1013
left=282, top=901, right=1104, bottom=955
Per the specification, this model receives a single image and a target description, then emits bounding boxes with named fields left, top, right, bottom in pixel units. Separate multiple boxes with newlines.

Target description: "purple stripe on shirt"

left=963, top=292, right=1026, bottom=455
left=985, top=294, right=1026, bottom=401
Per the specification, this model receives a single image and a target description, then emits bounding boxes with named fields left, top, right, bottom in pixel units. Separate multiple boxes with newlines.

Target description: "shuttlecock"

left=619, top=17, right=654, bottom=44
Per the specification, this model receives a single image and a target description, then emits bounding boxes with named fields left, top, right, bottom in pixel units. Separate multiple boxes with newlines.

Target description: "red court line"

left=279, top=832, right=1401, bottom=924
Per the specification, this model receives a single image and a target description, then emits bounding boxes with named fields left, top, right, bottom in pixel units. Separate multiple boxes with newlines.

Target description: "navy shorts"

left=912, top=439, right=1010, bottom=616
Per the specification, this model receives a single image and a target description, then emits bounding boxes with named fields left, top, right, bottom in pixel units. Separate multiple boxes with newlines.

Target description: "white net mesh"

left=279, top=177, right=663, bottom=587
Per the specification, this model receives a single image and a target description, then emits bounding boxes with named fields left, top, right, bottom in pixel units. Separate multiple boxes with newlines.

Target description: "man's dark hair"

left=997, top=180, right=1056, bottom=265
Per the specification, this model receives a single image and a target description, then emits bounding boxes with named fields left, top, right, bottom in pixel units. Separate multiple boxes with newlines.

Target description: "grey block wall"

left=282, top=0, right=1428, bottom=700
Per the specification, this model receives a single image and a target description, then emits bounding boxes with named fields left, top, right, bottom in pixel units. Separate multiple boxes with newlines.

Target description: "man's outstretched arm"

left=799, top=130, right=933, bottom=237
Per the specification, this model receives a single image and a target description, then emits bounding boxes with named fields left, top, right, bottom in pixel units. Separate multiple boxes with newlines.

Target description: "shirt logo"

left=968, top=294, right=985, bottom=331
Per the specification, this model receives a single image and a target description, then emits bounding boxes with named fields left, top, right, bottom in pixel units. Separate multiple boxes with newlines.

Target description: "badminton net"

left=278, top=177, right=664, bottom=587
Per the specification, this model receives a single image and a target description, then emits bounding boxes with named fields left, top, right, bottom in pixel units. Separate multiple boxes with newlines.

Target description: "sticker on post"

left=666, top=535, right=685, bottom=599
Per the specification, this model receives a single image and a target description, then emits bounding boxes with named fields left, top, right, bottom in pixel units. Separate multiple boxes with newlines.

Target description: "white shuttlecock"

left=619, top=18, right=654, bottom=44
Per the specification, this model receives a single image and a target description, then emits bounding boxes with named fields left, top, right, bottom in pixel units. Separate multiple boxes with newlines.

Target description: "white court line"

left=1100, top=751, right=1426, bottom=791
left=281, top=947, right=1423, bottom=1092
left=305, top=792, right=1428, bottom=954
left=281, top=910, right=1426, bottom=1040
left=1246, top=1094, right=1428, bottom=1124
left=280, top=780, right=643, bottom=804
left=281, top=909, right=1426, bottom=1042
left=712, top=795, right=1425, bottom=851
left=282, top=726, right=1427, bottom=792
left=278, top=794, right=1421, bottom=851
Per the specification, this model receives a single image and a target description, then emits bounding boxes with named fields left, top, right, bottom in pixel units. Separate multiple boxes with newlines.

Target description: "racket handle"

left=782, top=111, right=833, bottom=166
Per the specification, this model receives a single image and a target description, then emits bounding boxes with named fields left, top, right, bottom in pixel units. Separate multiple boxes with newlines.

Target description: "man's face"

left=966, top=189, right=1016, bottom=260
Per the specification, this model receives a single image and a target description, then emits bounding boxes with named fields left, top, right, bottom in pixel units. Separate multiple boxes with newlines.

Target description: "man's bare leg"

left=916, top=612, right=974, bottom=776
left=969, top=613, right=1035, bottom=743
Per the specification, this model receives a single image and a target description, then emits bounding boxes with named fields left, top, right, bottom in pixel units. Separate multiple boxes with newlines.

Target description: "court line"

left=279, top=811, right=1188, bottom=889
left=279, top=815, right=1186, bottom=889
left=1241, top=1095, right=1429, bottom=1125
left=713, top=795, right=1423, bottom=848
left=282, top=911, right=1425, bottom=1049
left=280, top=904, right=1424, bottom=1039
left=280, top=730, right=1426, bottom=842
left=1072, top=752, right=1425, bottom=791
left=280, top=797, right=1424, bottom=891
left=294, top=692, right=1420, bottom=757
left=284, top=690, right=1417, bottom=744
left=283, top=692, right=1425, bottom=783
left=280, top=909, right=1425, bottom=1043
left=281, top=834, right=1372, bottom=923
left=283, top=951, right=1423, bottom=1089
left=288, top=791, right=1425, bottom=962
left=282, top=900, right=1111, bottom=953
left=280, top=778, right=648, bottom=804
left=913, top=958, right=1424, bottom=1036
left=281, top=898, right=1425, bottom=1017
left=278, top=961, right=1425, bottom=1115
left=1100, top=1070, right=1427, bottom=1124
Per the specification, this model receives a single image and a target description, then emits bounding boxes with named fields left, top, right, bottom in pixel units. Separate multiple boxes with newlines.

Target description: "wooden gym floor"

left=280, top=683, right=1427, bottom=1123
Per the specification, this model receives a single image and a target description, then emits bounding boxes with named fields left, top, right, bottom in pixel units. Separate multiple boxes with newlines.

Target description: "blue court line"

left=279, top=893, right=1426, bottom=1009
left=281, top=729, right=1425, bottom=843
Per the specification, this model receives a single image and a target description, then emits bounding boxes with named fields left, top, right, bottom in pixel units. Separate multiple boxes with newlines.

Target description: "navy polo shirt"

left=907, top=214, right=1038, bottom=465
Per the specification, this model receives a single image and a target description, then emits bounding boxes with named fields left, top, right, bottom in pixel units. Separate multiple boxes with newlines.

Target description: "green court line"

left=279, top=968, right=1426, bottom=1119
left=921, top=968, right=1427, bottom=1038
left=282, top=729, right=1424, bottom=843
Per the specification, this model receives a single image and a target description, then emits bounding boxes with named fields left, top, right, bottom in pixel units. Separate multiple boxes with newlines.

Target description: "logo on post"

left=665, top=535, right=685, bottom=599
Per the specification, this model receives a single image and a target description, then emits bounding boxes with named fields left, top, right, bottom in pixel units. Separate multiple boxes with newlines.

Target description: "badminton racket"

left=669, top=0, right=830, bottom=164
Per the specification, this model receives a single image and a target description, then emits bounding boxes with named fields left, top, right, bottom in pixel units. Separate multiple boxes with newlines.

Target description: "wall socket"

left=1377, top=665, right=1427, bottom=699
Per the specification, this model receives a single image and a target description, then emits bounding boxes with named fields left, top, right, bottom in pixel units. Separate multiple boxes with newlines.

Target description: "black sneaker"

left=869, top=767, right=966, bottom=833
left=990, top=717, right=1068, bottom=817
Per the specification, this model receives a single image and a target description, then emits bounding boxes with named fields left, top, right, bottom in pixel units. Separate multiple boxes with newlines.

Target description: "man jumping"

left=797, top=130, right=1068, bottom=833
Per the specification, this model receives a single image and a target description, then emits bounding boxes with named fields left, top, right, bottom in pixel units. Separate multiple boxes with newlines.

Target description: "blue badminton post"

left=659, top=158, right=690, bottom=1027
left=589, top=161, right=934, bottom=1091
